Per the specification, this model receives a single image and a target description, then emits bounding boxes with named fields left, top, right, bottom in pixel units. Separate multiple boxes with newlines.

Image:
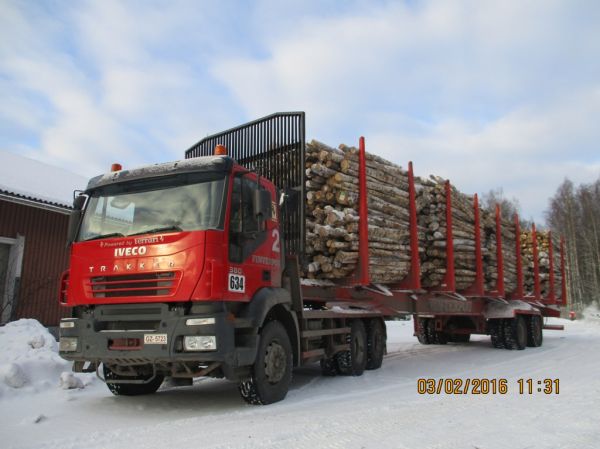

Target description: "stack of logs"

left=415, top=177, right=479, bottom=290
left=302, top=139, right=561, bottom=294
left=304, top=140, right=412, bottom=283
left=520, top=231, right=563, bottom=297
left=520, top=232, right=536, bottom=295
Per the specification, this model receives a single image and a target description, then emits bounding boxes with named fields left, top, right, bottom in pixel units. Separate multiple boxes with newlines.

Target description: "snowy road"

left=1, top=316, right=599, bottom=449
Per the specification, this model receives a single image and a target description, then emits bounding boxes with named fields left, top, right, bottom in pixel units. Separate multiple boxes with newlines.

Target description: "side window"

left=228, top=174, right=269, bottom=263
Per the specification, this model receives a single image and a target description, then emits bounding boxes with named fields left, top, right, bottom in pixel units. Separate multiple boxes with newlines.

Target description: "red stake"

left=547, top=231, right=556, bottom=304
left=357, top=136, right=370, bottom=286
left=495, top=204, right=505, bottom=296
left=532, top=224, right=541, bottom=300
left=398, top=161, right=421, bottom=290
left=441, top=181, right=456, bottom=292
left=462, top=194, right=484, bottom=296
left=514, top=214, right=524, bottom=299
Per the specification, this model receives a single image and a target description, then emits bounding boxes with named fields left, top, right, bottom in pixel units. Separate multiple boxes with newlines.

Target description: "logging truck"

left=58, top=112, right=566, bottom=404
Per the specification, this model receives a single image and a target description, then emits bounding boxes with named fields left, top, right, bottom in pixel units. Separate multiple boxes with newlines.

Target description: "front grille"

left=89, top=271, right=181, bottom=298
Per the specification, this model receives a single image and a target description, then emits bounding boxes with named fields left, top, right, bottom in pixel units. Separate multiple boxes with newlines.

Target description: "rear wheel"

left=416, top=318, right=430, bottom=344
left=527, top=315, right=543, bottom=347
left=336, top=320, right=367, bottom=376
left=366, top=319, right=386, bottom=370
left=103, top=364, right=164, bottom=396
left=425, top=319, right=438, bottom=344
left=320, top=357, right=338, bottom=376
left=239, top=320, right=293, bottom=405
left=490, top=319, right=505, bottom=349
left=503, top=316, right=527, bottom=350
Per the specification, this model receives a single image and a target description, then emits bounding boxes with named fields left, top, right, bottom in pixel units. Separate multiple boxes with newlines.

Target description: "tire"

left=366, top=319, right=386, bottom=370
left=336, top=320, right=367, bottom=376
left=425, top=319, right=438, bottom=344
left=416, top=318, right=430, bottom=344
left=103, top=364, right=164, bottom=396
left=503, top=316, right=527, bottom=350
left=449, top=333, right=470, bottom=343
left=239, top=320, right=293, bottom=405
left=526, top=315, right=543, bottom=347
left=490, top=319, right=505, bottom=349
left=435, top=331, right=448, bottom=345
left=320, top=357, right=338, bottom=376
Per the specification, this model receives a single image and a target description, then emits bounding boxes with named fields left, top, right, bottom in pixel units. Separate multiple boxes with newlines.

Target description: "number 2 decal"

left=272, top=229, right=280, bottom=253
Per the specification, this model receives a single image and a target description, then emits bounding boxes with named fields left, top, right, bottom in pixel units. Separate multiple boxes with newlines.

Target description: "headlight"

left=183, top=336, right=217, bottom=351
left=60, top=320, right=76, bottom=329
left=59, top=337, right=78, bottom=352
left=185, top=318, right=215, bottom=326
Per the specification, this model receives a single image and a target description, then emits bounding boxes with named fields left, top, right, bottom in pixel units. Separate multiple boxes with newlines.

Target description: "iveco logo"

left=114, top=246, right=147, bottom=257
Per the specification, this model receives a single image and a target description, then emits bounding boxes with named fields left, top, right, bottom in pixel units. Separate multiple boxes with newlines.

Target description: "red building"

left=0, top=150, right=87, bottom=327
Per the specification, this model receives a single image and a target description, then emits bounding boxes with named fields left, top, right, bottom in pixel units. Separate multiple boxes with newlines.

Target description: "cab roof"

left=86, top=156, right=234, bottom=191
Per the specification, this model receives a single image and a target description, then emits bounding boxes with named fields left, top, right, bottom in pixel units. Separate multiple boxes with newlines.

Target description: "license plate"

left=144, top=334, right=167, bottom=345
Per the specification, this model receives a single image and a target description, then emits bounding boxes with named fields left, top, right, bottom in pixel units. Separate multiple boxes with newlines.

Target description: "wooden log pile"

left=520, top=231, right=536, bottom=295
left=520, top=230, right=559, bottom=296
left=481, top=209, right=497, bottom=291
left=304, top=140, right=412, bottom=283
left=499, top=218, right=519, bottom=292
left=415, top=177, right=478, bottom=290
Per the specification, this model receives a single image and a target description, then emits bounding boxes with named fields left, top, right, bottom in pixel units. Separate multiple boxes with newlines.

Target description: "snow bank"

left=0, top=319, right=86, bottom=398
left=582, top=304, right=600, bottom=325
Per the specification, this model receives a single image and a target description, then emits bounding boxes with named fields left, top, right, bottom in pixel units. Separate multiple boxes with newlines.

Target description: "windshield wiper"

left=83, top=232, right=125, bottom=242
left=128, top=225, right=183, bottom=237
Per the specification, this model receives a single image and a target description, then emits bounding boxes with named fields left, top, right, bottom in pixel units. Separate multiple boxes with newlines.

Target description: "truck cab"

left=59, top=154, right=297, bottom=403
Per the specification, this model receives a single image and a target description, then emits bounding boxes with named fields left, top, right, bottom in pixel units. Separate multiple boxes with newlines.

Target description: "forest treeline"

left=483, top=177, right=600, bottom=309
left=546, top=177, right=600, bottom=309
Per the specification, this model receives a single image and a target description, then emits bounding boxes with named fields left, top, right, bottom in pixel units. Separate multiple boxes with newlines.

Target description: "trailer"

left=58, top=112, right=567, bottom=404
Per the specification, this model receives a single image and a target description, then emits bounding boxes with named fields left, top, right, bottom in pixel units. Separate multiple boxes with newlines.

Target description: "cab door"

left=226, top=172, right=281, bottom=300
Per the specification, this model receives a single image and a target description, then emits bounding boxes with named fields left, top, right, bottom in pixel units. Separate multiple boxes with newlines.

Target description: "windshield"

left=78, top=172, right=227, bottom=241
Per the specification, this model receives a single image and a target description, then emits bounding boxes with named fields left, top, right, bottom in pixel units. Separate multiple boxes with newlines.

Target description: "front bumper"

left=59, top=303, right=257, bottom=378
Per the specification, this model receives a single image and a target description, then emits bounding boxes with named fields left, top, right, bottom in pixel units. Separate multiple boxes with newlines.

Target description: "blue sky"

left=1, top=0, right=599, bottom=222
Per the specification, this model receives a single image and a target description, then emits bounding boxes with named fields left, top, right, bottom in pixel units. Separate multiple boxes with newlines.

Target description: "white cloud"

left=1, top=0, right=599, bottom=223
left=213, top=0, right=600, bottom=221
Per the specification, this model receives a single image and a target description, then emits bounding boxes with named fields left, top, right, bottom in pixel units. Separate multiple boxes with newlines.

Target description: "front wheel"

left=239, top=320, right=293, bottom=405
left=103, top=364, right=164, bottom=396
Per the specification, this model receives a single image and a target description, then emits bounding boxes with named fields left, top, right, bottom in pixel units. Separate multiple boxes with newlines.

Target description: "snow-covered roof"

left=0, top=150, right=89, bottom=210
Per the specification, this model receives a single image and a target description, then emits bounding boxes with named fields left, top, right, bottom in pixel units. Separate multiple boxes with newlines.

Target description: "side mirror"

left=253, top=189, right=271, bottom=223
left=67, top=195, right=87, bottom=246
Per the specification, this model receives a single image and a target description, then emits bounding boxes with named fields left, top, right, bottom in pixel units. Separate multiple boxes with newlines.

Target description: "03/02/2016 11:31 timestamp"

left=416, top=378, right=560, bottom=395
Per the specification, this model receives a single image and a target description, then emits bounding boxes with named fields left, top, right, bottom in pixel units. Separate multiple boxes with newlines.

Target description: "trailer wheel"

left=435, top=331, right=448, bottom=345
left=366, top=319, right=386, bottom=370
left=320, top=357, right=339, bottom=376
left=490, top=320, right=505, bottom=349
left=416, top=318, right=431, bottom=344
left=103, top=364, right=164, bottom=396
left=526, top=315, right=543, bottom=347
left=239, top=320, right=293, bottom=405
left=425, top=319, right=438, bottom=344
left=336, top=320, right=367, bottom=376
left=503, top=316, right=527, bottom=350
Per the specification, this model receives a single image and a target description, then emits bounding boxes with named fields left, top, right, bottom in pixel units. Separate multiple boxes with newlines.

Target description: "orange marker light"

left=111, top=163, right=122, bottom=172
left=214, top=144, right=227, bottom=155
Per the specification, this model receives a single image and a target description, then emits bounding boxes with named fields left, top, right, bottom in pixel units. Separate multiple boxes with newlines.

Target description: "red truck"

left=58, top=112, right=566, bottom=404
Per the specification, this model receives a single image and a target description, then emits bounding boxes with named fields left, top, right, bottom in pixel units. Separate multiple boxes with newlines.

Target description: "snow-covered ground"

left=1, top=313, right=599, bottom=449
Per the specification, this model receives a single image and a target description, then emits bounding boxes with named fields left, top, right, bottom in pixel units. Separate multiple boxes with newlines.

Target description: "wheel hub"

left=264, top=341, right=286, bottom=384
